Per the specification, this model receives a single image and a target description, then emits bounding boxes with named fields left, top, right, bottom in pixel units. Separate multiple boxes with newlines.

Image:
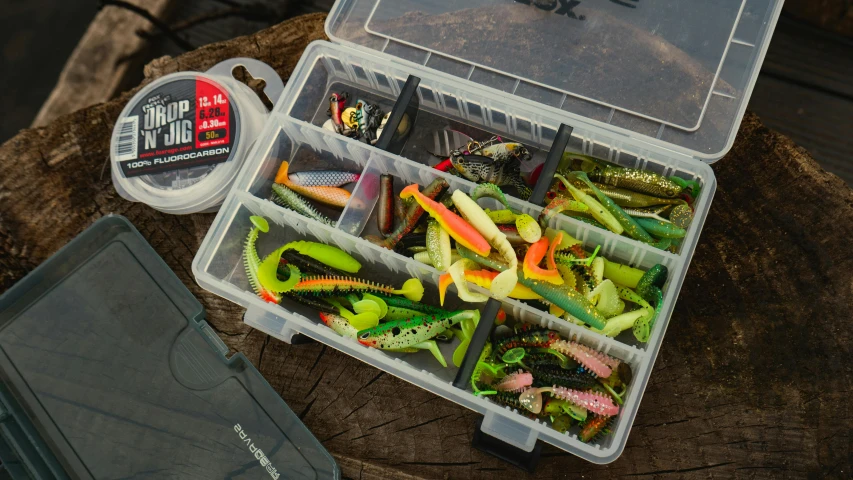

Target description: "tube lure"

left=293, top=276, right=424, bottom=301
left=554, top=174, right=623, bottom=234
left=456, top=244, right=607, bottom=330
left=320, top=312, right=359, bottom=339
left=523, top=237, right=564, bottom=285
left=275, top=162, right=351, bottom=208
left=441, top=269, right=542, bottom=301
left=451, top=190, right=518, bottom=297
left=243, top=216, right=282, bottom=304
left=520, top=387, right=618, bottom=416
left=401, top=184, right=491, bottom=256
left=426, top=220, right=452, bottom=271
left=357, top=310, right=480, bottom=350
left=572, top=172, right=655, bottom=243
left=549, top=340, right=619, bottom=378
left=270, top=183, right=335, bottom=226
left=288, top=170, right=360, bottom=188
left=377, top=174, right=394, bottom=236
left=368, top=178, right=448, bottom=250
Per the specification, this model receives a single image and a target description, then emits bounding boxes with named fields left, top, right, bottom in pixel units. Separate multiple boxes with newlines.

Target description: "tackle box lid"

left=325, top=0, right=783, bottom=162
left=0, top=216, right=339, bottom=479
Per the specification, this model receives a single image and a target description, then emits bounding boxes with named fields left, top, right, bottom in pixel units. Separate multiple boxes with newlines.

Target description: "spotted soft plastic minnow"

left=401, top=183, right=491, bottom=256
left=275, top=161, right=351, bottom=208
left=320, top=312, right=358, bottom=339
left=357, top=310, right=479, bottom=350
left=292, top=275, right=425, bottom=302
left=270, top=183, right=334, bottom=226
left=243, top=216, right=282, bottom=304
left=288, top=170, right=361, bottom=188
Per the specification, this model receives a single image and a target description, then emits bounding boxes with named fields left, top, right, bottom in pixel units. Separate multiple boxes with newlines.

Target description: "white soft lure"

left=451, top=190, right=518, bottom=298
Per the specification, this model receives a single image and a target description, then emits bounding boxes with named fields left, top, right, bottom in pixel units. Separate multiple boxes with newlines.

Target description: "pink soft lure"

left=495, top=370, right=533, bottom=393
left=550, top=387, right=619, bottom=416
left=550, top=340, right=619, bottom=378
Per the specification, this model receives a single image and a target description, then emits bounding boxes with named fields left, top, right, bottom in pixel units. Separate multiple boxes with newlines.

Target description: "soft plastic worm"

left=401, top=184, right=491, bottom=256
left=456, top=244, right=607, bottom=330
left=368, top=178, right=447, bottom=250
left=530, top=365, right=598, bottom=391
left=357, top=310, right=479, bottom=350
left=549, top=340, right=619, bottom=378
left=270, top=183, right=335, bottom=226
left=555, top=174, right=623, bottom=234
left=496, top=370, right=533, bottom=393
left=572, top=172, right=655, bottom=243
left=292, top=275, right=424, bottom=301
left=451, top=190, right=517, bottom=297
left=275, top=161, right=351, bottom=208
left=377, top=174, right=394, bottom=236
left=523, top=237, right=564, bottom=285
left=471, top=183, right=512, bottom=210
left=243, top=216, right=282, bottom=304
left=580, top=415, right=612, bottom=443
left=426, top=220, right=452, bottom=271
left=288, top=170, right=360, bottom=188
left=495, top=326, right=560, bottom=356
left=519, top=387, right=618, bottom=416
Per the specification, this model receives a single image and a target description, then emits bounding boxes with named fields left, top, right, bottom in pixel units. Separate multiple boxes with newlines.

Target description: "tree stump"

left=0, top=13, right=850, bottom=480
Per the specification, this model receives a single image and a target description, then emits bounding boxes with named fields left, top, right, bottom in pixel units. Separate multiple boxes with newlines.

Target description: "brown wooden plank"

left=783, top=0, right=853, bottom=37
left=0, top=12, right=850, bottom=480
left=30, top=0, right=174, bottom=128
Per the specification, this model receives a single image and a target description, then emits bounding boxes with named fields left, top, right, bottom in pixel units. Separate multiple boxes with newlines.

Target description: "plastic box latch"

left=474, top=412, right=541, bottom=472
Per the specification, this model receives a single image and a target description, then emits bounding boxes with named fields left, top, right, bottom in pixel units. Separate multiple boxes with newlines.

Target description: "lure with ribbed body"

left=292, top=275, right=424, bottom=301
left=357, top=310, right=480, bottom=350
left=288, top=170, right=361, bottom=188
left=243, top=216, right=282, bottom=304
left=401, top=184, right=491, bottom=256
left=275, top=162, right=350, bottom=208
left=520, top=386, right=618, bottom=416
left=270, top=184, right=335, bottom=226
left=549, top=339, right=619, bottom=378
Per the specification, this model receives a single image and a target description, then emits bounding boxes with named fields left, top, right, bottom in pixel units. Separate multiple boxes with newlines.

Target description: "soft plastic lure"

left=585, top=164, right=684, bottom=198
left=456, top=244, right=607, bottom=330
left=439, top=269, right=542, bottom=302
left=541, top=197, right=589, bottom=228
left=279, top=250, right=342, bottom=278
left=243, top=216, right=282, bottom=304
left=370, top=294, right=447, bottom=315
left=292, top=275, right=424, bottom=302
left=555, top=174, right=623, bottom=234
left=580, top=415, right=612, bottom=443
left=320, top=312, right=358, bottom=339
left=486, top=209, right=518, bottom=224
left=530, top=365, right=598, bottom=391
left=288, top=170, right=360, bottom=188
left=412, top=250, right=463, bottom=267
left=357, top=310, right=479, bottom=350
left=401, top=184, right=491, bottom=256
left=275, top=162, right=351, bottom=208
left=549, top=340, right=619, bottom=378
left=551, top=181, right=686, bottom=208
left=442, top=259, right=490, bottom=305
left=572, top=172, right=655, bottom=243
left=497, top=224, right=527, bottom=245
left=495, top=370, right=533, bottom=393
left=523, top=237, right=564, bottom=285
left=471, top=183, right=512, bottom=210
left=495, top=325, right=560, bottom=356
left=451, top=190, right=517, bottom=297
left=515, top=213, right=542, bottom=243
left=669, top=204, right=694, bottom=229
left=425, top=220, right=452, bottom=271
left=520, top=386, right=618, bottom=416
left=272, top=240, right=361, bottom=274
left=377, top=174, right=394, bottom=236
left=634, top=218, right=686, bottom=239
left=368, top=178, right=448, bottom=250
left=270, top=183, right=335, bottom=226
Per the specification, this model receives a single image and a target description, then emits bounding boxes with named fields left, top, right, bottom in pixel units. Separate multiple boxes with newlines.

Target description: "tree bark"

left=0, top=12, right=850, bottom=480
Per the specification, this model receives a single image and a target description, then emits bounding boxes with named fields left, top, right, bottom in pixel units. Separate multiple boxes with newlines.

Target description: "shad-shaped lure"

left=357, top=310, right=480, bottom=351
left=275, top=161, right=351, bottom=208
left=401, top=184, right=491, bottom=257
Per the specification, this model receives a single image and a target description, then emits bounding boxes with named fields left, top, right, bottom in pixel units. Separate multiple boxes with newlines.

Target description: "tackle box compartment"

left=194, top=0, right=783, bottom=465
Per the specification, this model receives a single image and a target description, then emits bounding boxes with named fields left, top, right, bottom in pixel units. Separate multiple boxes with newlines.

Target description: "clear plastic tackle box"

left=193, top=0, right=783, bottom=466
left=0, top=216, right=339, bottom=479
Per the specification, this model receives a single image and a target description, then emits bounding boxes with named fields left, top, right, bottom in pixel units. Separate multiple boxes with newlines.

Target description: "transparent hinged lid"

left=326, top=0, right=783, bottom=161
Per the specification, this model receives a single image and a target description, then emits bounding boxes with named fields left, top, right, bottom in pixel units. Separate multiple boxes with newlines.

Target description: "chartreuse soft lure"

left=471, top=183, right=512, bottom=210
left=244, top=216, right=282, bottom=304
left=357, top=310, right=480, bottom=350
left=452, top=190, right=518, bottom=298
left=257, top=240, right=362, bottom=294
left=426, top=220, right=452, bottom=271
left=486, top=209, right=518, bottom=224
left=515, top=214, right=542, bottom=243
left=401, top=184, right=491, bottom=256
left=293, top=275, right=425, bottom=302
left=275, top=161, right=351, bottom=208
left=555, top=174, right=623, bottom=235
left=323, top=297, right=379, bottom=330
left=602, top=258, right=645, bottom=289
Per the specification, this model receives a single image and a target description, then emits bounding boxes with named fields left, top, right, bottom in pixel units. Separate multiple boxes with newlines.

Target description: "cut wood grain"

left=1, top=12, right=851, bottom=480
left=30, top=0, right=175, bottom=128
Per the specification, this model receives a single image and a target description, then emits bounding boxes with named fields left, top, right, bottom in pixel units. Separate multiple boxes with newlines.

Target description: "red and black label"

left=115, top=77, right=238, bottom=177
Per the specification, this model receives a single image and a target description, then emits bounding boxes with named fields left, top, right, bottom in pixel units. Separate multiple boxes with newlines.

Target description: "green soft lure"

left=471, top=183, right=513, bottom=210
left=244, top=216, right=282, bottom=304
left=279, top=240, right=361, bottom=274
left=634, top=218, right=686, bottom=239
left=486, top=209, right=518, bottom=224
left=669, top=204, right=694, bottom=229
left=426, top=220, right=452, bottom=271
left=370, top=294, right=447, bottom=315
left=554, top=174, right=623, bottom=234
left=385, top=306, right=429, bottom=321
left=572, top=172, right=655, bottom=243
left=293, top=276, right=425, bottom=302
left=386, top=340, right=448, bottom=368
left=323, top=298, right=379, bottom=330
left=357, top=310, right=480, bottom=350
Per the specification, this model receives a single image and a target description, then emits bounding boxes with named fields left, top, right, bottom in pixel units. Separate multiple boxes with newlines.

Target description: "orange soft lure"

left=439, top=270, right=542, bottom=304
left=400, top=184, right=491, bottom=256
left=523, top=237, right=564, bottom=285
left=276, top=161, right=351, bottom=208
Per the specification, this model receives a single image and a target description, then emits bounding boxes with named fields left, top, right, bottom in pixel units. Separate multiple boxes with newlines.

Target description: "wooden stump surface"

left=0, top=13, right=850, bottom=480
